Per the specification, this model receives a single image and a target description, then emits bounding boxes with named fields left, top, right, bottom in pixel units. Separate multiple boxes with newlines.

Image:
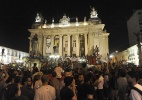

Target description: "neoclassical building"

left=28, top=8, right=109, bottom=60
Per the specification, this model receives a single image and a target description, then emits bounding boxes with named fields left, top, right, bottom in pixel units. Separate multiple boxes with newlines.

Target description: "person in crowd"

left=40, top=61, right=47, bottom=71
left=4, top=74, right=25, bottom=100
left=60, top=77, right=77, bottom=100
left=34, top=75, right=56, bottom=100
left=32, top=63, right=38, bottom=74
left=60, top=69, right=74, bottom=90
left=127, top=71, right=142, bottom=100
left=21, top=76, right=35, bottom=100
left=94, top=71, right=104, bottom=100
left=117, top=69, right=128, bottom=100
left=47, top=69, right=54, bottom=86
left=33, top=74, right=42, bottom=90
left=54, top=63, right=63, bottom=80
left=52, top=71, right=60, bottom=100
left=13, top=70, right=19, bottom=77
left=9, top=83, right=28, bottom=100
left=103, top=72, right=109, bottom=100
left=138, top=70, right=142, bottom=86
left=77, top=73, right=95, bottom=100
left=2, top=76, right=13, bottom=99
left=80, top=63, right=89, bottom=75
left=109, top=70, right=118, bottom=100
left=14, top=76, right=22, bottom=87
left=0, top=65, right=9, bottom=100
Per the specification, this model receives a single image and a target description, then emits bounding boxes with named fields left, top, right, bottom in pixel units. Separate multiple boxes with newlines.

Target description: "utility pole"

left=134, top=32, right=142, bottom=67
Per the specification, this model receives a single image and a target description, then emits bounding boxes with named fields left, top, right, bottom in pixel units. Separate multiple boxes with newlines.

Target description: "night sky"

left=0, top=0, right=142, bottom=53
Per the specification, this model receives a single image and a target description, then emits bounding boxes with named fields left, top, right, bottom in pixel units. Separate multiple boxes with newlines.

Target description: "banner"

left=46, top=38, right=51, bottom=53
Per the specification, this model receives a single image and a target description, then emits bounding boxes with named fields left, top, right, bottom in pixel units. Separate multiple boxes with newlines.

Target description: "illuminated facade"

left=114, top=45, right=140, bottom=66
left=0, top=46, right=29, bottom=64
left=28, top=8, right=109, bottom=60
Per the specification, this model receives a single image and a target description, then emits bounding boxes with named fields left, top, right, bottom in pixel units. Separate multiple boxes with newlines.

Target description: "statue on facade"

left=2, top=48, right=5, bottom=57
left=31, top=34, right=38, bottom=56
left=94, top=45, right=99, bottom=56
left=53, top=46, right=56, bottom=54
left=35, top=13, right=42, bottom=22
left=90, top=7, right=98, bottom=18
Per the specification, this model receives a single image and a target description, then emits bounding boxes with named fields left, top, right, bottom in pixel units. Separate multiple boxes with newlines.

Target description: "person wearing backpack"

left=126, top=71, right=142, bottom=100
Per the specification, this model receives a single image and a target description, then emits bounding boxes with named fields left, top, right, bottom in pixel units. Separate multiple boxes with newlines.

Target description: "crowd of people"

left=0, top=61, right=142, bottom=100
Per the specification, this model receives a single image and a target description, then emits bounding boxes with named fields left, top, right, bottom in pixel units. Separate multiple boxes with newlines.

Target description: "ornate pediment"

left=59, top=14, right=70, bottom=27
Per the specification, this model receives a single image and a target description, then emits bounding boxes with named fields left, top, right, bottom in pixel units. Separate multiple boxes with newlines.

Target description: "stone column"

left=29, top=37, right=32, bottom=53
left=84, top=33, right=88, bottom=56
left=59, top=35, right=63, bottom=56
left=105, top=34, right=109, bottom=55
left=51, top=35, right=54, bottom=54
left=38, top=35, right=42, bottom=52
left=88, top=33, right=94, bottom=55
left=76, top=34, right=79, bottom=57
left=43, top=35, right=46, bottom=56
left=67, top=34, right=71, bottom=56
left=88, top=33, right=91, bottom=55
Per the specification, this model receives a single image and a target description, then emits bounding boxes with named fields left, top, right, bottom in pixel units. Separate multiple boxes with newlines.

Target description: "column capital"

left=43, top=35, right=47, bottom=38
left=59, top=34, right=63, bottom=37
left=51, top=35, right=55, bottom=37
left=76, top=34, right=79, bottom=37
left=38, top=35, right=42, bottom=38
left=67, top=34, right=71, bottom=36
left=84, top=33, right=88, bottom=35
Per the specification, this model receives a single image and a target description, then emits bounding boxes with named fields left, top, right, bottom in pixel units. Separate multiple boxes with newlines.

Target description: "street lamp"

left=49, top=54, right=60, bottom=62
left=109, top=55, right=114, bottom=58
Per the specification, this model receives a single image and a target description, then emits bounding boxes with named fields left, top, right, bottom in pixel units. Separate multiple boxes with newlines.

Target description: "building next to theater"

left=28, top=7, right=109, bottom=60
left=111, top=10, right=142, bottom=66
left=0, top=46, right=29, bottom=64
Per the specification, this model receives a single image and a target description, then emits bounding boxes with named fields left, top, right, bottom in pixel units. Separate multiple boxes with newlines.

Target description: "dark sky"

left=0, top=0, right=142, bottom=53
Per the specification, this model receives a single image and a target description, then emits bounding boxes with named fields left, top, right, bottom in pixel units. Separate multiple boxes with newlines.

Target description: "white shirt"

left=34, top=85, right=56, bottom=100
left=129, top=84, right=142, bottom=100
left=54, top=67, right=63, bottom=78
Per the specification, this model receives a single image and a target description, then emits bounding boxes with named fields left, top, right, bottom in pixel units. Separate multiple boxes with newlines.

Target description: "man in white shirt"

left=34, top=75, right=56, bottom=100
left=127, top=71, right=142, bottom=100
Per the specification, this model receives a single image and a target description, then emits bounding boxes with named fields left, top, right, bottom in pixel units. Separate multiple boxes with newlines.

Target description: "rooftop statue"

left=52, top=18, right=54, bottom=23
left=35, top=13, right=42, bottom=22
left=42, top=19, right=47, bottom=28
left=51, top=18, right=55, bottom=28
left=75, top=17, right=79, bottom=26
left=84, top=16, right=86, bottom=22
left=44, top=19, right=47, bottom=24
left=76, top=17, right=78, bottom=22
left=90, top=7, right=98, bottom=18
